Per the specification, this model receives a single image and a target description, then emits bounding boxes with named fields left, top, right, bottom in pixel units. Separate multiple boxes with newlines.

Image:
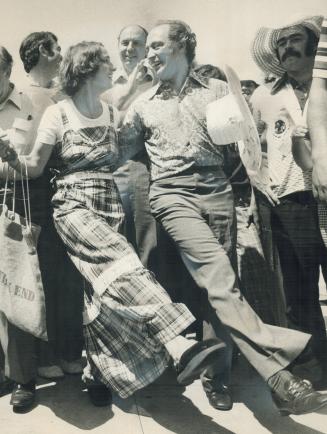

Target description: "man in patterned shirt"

left=308, top=16, right=327, bottom=202
left=121, top=19, right=327, bottom=415
left=250, top=16, right=327, bottom=379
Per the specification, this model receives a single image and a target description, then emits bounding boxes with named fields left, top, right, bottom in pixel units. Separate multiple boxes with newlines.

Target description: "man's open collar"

left=0, top=84, right=22, bottom=110
left=271, top=73, right=289, bottom=95
left=271, top=73, right=312, bottom=95
left=147, top=69, right=210, bottom=100
left=188, top=69, right=210, bottom=89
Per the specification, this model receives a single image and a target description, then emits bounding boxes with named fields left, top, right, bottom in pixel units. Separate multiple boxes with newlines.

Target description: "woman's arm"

left=0, top=131, right=54, bottom=179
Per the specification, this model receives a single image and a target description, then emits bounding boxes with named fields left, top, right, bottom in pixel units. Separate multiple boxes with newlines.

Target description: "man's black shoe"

left=176, top=338, right=226, bottom=386
left=0, top=378, right=15, bottom=397
left=10, top=382, right=35, bottom=412
left=271, top=376, right=327, bottom=415
left=87, top=385, right=112, bottom=407
left=206, top=385, right=233, bottom=411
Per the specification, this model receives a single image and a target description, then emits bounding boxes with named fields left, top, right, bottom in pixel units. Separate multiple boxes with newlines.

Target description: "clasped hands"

left=0, top=130, right=16, bottom=162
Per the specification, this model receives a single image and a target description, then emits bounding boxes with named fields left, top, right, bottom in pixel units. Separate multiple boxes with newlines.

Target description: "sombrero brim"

left=224, top=65, right=262, bottom=175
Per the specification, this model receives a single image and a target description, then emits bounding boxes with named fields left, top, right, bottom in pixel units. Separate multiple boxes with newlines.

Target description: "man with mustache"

left=250, top=16, right=327, bottom=383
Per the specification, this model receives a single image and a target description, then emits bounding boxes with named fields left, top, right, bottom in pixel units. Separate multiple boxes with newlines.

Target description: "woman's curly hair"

left=155, top=20, right=197, bottom=64
left=59, top=41, right=110, bottom=96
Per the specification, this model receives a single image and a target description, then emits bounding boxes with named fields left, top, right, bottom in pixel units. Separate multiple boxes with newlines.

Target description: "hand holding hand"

left=0, top=131, right=16, bottom=162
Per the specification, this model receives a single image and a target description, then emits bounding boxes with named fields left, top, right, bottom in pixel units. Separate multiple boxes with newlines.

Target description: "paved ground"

left=2, top=296, right=327, bottom=434
left=1, top=352, right=327, bottom=434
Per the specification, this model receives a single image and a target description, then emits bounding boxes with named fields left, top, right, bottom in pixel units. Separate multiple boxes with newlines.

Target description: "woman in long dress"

left=0, top=41, right=225, bottom=406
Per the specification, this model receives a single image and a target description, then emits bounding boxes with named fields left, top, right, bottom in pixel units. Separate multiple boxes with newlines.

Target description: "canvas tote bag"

left=0, top=160, right=47, bottom=340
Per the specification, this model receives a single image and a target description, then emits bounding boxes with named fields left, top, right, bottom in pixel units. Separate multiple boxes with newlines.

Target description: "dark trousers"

left=235, top=198, right=287, bottom=327
left=256, top=189, right=327, bottom=361
left=149, top=168, right=310, bottom=381
left=114, top=153, right=158, bottom=270
left=0, top=317, right=37, bottom=384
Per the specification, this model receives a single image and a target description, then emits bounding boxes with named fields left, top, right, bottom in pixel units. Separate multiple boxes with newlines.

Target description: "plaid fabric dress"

left=49, top=101, right=194, bottom=398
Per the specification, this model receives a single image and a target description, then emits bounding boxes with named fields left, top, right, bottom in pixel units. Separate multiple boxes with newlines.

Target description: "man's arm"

left=106, top=61, right=156, bottom=112
left=308, top=77, right=327, bottom=201
left=118, top=101, right=146, bottom=163
left=308, top=17, right=327, bottom=200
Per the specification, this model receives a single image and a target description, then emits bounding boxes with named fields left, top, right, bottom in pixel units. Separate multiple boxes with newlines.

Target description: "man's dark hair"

left=304, top=27, right=319, bottom=56
left=20, top=31, right=58, bottom=73
left=0, top=46, right=13, bottom=76
left=240, top=79, right=259, bottom=88
left=194, top=64, right=227, bottom=82
left=118, top=25, right=148, bottom=41
left=155, top=20, right=197, bottom=64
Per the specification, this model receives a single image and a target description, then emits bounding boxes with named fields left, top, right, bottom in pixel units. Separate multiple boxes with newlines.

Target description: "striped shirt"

left=313, top=17, right=327, bottom=79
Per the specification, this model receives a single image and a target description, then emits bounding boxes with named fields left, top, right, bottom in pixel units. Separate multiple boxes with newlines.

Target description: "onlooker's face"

left=146, top=25, right=183, bottom=81
left=240, top=80, right=257, bottom=101
left=276, top=26, right=311, bottom=73
left=118, top=26, right=146, bottom=74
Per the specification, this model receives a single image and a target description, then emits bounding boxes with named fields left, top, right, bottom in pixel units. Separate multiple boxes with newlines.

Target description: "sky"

left=2, top=0, right=326, bottom=86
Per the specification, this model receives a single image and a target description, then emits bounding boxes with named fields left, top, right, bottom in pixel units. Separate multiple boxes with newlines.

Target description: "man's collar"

left=0, top=84, right=22, bottom=110
left=271, top=73, right=288, bottom=94
left=188, top=69, right=210, bottom=89
left=147, top=69, right=210, bottom=100
left=271, top=73, right=312, bottom=95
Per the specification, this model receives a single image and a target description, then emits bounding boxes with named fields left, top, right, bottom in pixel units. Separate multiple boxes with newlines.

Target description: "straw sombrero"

left=206, top=65, right=262, bottom=175
left=251, top=15, right=323, bottom=77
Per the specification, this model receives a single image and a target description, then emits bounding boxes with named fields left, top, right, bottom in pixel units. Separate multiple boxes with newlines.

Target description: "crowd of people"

left=0, top=14, right=327, bottom=419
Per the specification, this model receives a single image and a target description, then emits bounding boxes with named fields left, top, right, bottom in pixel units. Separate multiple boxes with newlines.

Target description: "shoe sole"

left=12, top=404, right=35, bottom=413
left=278, top=399, right=327, bottom=416
left=177, top=343, right=226, bottom=386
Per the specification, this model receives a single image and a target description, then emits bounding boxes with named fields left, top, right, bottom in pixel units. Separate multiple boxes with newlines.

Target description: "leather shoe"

left=271, top=376, right=327, bottom=415
left=176, top=339, right=226, bottom=386
left=87, top=384, right=112, bottom=407
left=10, top=382, right=35, bottom=412
left=206, top=385, right=233, bottom=411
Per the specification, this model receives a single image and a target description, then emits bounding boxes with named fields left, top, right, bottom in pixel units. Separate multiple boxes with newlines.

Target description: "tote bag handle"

left=1, top=158, right=32, bottom=229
